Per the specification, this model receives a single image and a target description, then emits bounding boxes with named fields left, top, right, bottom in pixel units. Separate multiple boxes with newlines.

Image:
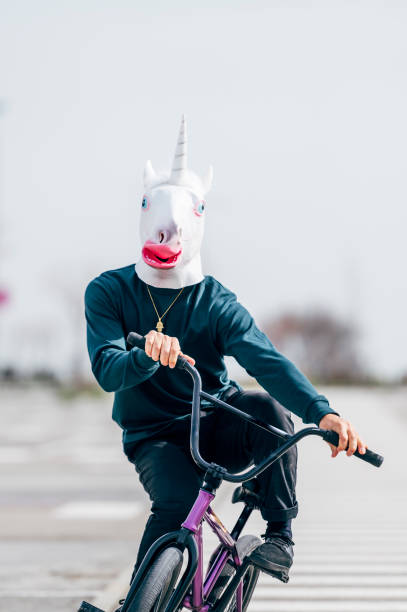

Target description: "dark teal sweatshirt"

left=85, top=264, right=335, bottom=447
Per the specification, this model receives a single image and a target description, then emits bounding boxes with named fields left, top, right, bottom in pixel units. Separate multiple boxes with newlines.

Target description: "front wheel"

left=127, top=546, right=183, bottom=612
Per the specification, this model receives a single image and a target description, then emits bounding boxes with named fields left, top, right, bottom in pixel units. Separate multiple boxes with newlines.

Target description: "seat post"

left=230, top=505, right=254, bottom=541
left=230, top=479, right=262, bottom=540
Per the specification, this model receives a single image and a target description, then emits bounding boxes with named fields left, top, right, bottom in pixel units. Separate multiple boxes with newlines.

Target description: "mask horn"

left=169, top=114, right=187, bottom=184
left=143, top=159, right=158, bottom=188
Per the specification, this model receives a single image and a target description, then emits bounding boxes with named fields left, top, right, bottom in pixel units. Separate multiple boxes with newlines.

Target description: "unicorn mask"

left=135, top=116, right=213, bottom=289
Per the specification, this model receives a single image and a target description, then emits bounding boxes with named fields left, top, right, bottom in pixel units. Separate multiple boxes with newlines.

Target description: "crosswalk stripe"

left=244, top=507, right=407, bottom=611
left=252, top=586, right=407, bottom=599
left=292, top=536, right=407, bottom=541
left=202, top=498, right=407, bottom=611
left=261, top=576, right=407, bottom=586
left=293, top=533, right=407, bottom=537
left=0, top=590, right=100, bottom=598
left=53, top=501, right=142, bottom=520
left=292, top=553, right=407, bottom=559
left=286, top=563, right=407, bottom=571
left=248, top=603, right=407, bottom=612
left=285, top=544, right=407, bottom=549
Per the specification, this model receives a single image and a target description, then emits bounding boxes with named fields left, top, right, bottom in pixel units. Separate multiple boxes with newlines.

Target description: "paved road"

left=0, top=385, right=146, bottom=612
left=0, top=384, right=405, bottom=611
left=244, top=386, right=407, bottom=611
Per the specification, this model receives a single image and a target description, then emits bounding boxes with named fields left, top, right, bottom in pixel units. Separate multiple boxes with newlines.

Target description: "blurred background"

left=0, top=2, right=406, bottom=611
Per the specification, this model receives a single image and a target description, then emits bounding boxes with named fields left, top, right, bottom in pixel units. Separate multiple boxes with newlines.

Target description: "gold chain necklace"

left=146, top=285, right=185, bottom=333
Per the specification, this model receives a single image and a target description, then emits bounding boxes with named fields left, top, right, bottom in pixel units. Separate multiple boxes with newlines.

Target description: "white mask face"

left=135, top=116, right=213, bottom=289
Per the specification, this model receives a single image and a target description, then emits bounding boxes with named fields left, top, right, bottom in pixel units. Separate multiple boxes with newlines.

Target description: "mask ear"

left=201, top=165, right=213, bottom=194
left=144, top=160, right=158, bottom=189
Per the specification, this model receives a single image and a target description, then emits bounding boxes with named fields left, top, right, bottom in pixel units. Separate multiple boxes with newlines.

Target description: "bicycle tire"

left=207, top=534, right=261, bottom=611
left=127, top=546, right=183, bottom=612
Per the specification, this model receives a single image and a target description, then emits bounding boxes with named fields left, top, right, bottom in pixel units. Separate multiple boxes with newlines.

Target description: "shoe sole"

left=248, top=555, right=290, bottom=583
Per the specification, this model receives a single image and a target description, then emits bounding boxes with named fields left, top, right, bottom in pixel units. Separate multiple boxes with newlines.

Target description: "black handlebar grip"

left=127, top=332, right=146, bottom=350
left=322, top=430, right=384, bottom=468
left=126, top=332, right=189, bottom=370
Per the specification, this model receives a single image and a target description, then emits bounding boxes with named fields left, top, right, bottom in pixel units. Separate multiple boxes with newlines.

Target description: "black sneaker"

left=249, top=532, right=294, bottom=583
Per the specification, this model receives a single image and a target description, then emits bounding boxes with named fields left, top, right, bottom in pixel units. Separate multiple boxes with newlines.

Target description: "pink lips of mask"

left=142, top=241, right=182, bottom=269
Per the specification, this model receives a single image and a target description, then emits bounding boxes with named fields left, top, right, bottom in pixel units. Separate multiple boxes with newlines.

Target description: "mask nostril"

left=159, top=232, right=164, bottom=243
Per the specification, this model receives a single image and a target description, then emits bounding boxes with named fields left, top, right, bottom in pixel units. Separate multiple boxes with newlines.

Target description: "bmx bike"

left=79, top=331, right=383, bottom=612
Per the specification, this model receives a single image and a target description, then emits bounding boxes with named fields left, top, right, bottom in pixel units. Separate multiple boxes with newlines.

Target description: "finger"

left=144, top=330, right=157, bottom=357
left=357, top=438, right=367, bottom=454
left=180, top=352, right=195, bottom=366
left=328, top=442, right=338, bottom=458
left=168, top=337, right=181, bottom=368
left=337, top=423, right=348, bottom=452
left=151, top=333, right=164, bottom=361
left=160, top=335, right=172, bottom=366
left=346, top=426, right=358, bottom=456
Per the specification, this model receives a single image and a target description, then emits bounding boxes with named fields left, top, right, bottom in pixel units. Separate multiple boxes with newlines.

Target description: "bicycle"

left=79, top=331, right=384, bottom=612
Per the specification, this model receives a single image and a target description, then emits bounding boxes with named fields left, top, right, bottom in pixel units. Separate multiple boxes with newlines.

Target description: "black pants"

left=125, top=390, right=298, bottom=569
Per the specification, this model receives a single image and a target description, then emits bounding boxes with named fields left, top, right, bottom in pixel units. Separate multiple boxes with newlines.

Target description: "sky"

left=0, top=0, right=406, bottom=380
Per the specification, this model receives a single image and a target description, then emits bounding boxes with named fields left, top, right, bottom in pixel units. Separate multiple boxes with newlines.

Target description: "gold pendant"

left=156, top=319, right=164, bottom=333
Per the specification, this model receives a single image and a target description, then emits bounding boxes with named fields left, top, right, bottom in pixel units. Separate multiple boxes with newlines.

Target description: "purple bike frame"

left=181, top=489, right=244, bottom=611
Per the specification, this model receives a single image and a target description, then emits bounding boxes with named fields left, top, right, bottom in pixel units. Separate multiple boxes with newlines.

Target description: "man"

left=85, top=116, right=366, bottom=589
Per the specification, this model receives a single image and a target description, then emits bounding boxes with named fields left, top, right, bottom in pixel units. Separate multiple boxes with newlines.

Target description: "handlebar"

left=322, top=430, right=383, bottom=467
left=127, top=332, right=384, bottom=481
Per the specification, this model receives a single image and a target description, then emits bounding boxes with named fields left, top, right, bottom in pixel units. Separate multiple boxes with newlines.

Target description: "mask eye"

left=194, top=200, right=205, bottom=216
left=141, top=195, right=150, bottom=210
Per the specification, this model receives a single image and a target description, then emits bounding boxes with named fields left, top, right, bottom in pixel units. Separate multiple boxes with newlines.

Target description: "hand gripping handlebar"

left=127, top=331, right=190, bottom=370
left=127, top=332, right=384, bottom=478
left=321, top=429, right=383, bottom=467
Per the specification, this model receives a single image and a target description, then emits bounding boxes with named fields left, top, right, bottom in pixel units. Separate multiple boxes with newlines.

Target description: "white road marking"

left=246, top=509, right=407, bottom=611
left=0, top=590, right=100, bottom=598
left=0, top=447, right=33, bottom=463
left=253, top=586, right=407, bottom=599
left=248, top=603, right=407, bottom=611
left=0, top=443, right=124, bottom=465
left=262, top=575, right=407, bottom=586
left=287, top=528, right=407, bottom=534
left=292, top=552, right=407, bottom=559
left=70, top=446, right=124, bottom=464
left=53, top=501, right=142, bottom=520
left=288, top=563, right=407, bottom=572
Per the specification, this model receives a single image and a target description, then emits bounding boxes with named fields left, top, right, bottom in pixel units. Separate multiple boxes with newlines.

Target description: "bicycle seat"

left=231, top=479, right=262, bottom=509
left=77, top=602, right=105, bottom=612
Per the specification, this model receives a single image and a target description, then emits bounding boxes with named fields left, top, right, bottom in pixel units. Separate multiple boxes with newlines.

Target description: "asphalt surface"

left=245, top=385, right=407, bottom=611
left=0, top=386, right=146, bottom=612
left=0, top=384, right=406, bottom=611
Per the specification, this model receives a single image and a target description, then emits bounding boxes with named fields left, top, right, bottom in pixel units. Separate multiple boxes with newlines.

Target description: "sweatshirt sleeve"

left=84, top=278, right=159, bottom=392
left=213, top=291, right=338, bottom=425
